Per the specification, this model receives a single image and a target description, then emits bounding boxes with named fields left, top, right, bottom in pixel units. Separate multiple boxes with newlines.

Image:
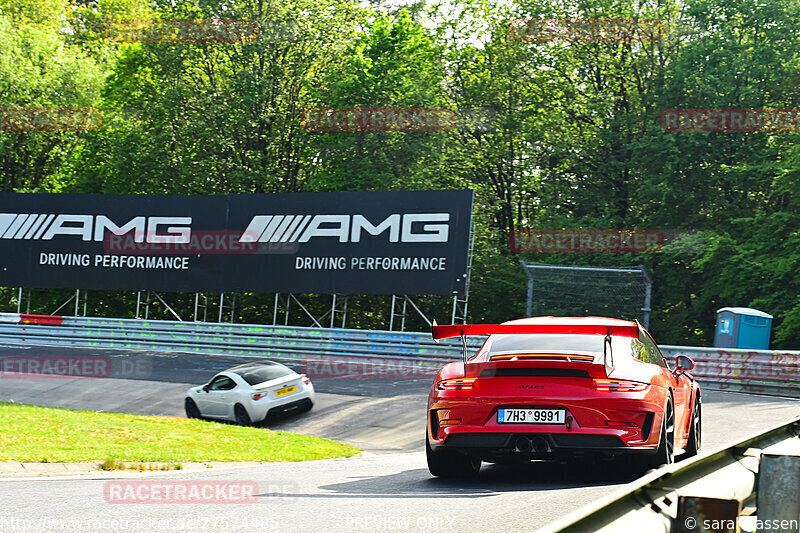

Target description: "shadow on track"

left=312, top=460, right=634, bottom=499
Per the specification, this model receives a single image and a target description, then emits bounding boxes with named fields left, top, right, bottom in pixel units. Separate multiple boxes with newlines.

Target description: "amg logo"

left=239, top=213, right=450, bottom=243
left=0, top=214, right=192, bottom=243
left=0, top=212, right=452, bottom=244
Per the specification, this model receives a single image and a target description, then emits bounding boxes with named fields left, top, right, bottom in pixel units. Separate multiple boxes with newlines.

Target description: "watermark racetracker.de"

left=301, top=357, right=441, bottom=380
left=103, top=230, right=297, bottom=255
left=0, top=108, right=104, bottom=132
left=660, top=108, right=800, bottom=132
left=103, top=19, right=259, bottom=43
left=509, top=17, right=663, bottom=43
left=106, top=230, right=255, bottom=254
left=104, top=480, right=258, bottom=504
left=302, top=107, right=495, bottom=132
left=508, top=229, right=705, bottom=254
left=0, top=108, right=142, bottom=132
left=0, top=355, right=151, bottom=379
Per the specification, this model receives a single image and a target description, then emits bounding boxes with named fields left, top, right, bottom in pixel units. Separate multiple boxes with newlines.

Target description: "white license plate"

left=498, top=408, right=565, bottom=424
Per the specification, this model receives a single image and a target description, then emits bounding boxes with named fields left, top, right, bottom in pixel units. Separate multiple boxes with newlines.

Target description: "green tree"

left=68, top=0, right=367, bottom=194
left=0, top=0, right=104, bottom=191
left=304, top=11, right=454, bottom=192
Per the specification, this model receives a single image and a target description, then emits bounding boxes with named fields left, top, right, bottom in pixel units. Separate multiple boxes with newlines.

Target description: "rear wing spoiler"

left=432, top=322, right=640, bottom=376
left=431, top=323, right=639, bottom=340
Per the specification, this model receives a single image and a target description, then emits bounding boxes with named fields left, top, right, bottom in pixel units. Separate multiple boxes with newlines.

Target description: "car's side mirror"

left=202, top=384, right=210, bottom=392
left=675, top=355, right=695, bottom=372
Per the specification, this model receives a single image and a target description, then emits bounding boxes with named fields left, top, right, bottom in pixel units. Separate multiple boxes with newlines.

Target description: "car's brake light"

left=593, top=379, right=648, bottom=392
left=605, top=420, right=638, bottom=427
left=251, top=392, right=267, bottom=400
left=437, top=378, right=476, bottom=391
left=300, top=374, right=311, bottom=386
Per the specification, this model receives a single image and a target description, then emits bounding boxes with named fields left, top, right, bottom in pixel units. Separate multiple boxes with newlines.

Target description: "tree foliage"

left=2, top=0, right=800, bottom=347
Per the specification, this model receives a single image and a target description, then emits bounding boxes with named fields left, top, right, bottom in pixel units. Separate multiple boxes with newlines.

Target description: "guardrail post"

left=526, top=277, right=533, bottom=318
left=757, top=453, right=800, bottom=533
left=15, top=287, right=32, bottom=314
left=641, top=265, right=652, bottom=329
left=675, top=496, right=741, bottom=533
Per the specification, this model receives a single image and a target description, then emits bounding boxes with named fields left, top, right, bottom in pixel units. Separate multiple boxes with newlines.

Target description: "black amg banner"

left=0, top=191, right=474, bottom=295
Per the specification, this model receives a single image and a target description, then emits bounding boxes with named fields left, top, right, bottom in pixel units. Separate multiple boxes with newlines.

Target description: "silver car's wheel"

left=185, top=398, right=201, bottom=419
left=234, top=404, right=252, bottom=426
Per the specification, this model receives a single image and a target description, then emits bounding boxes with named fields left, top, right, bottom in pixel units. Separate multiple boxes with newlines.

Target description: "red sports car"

left=426, top=317, right=701, bottom=477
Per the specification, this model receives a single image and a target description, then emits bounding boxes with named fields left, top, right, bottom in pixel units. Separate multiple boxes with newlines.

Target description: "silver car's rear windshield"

left=486, top=333, right=632, bottom=357
left=232, top=364, right=294, bottom=385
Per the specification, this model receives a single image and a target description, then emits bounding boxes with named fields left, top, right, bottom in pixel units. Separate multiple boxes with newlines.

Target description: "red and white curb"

left=0, top=313, right=64, bottom=326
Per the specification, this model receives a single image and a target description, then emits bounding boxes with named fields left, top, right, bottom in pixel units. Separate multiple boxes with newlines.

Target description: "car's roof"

left=225, top=361, right=285, bottom=373
left=501, top=316, right=638, bottom=329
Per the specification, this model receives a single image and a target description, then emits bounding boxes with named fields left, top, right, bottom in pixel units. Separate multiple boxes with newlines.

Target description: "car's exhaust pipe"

left=514, top=436, right=532, bottom=452
left=531, top=436, right=550, bottom=454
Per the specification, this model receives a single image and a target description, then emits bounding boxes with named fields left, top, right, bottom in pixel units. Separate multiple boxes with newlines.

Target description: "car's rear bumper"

left=430, top=431, right=658, bottom=457
left=266, top=397, right=313, bottom=418
left=427, top=388, right=667, bottom=452
left=249, top=388, right=314, bottom=422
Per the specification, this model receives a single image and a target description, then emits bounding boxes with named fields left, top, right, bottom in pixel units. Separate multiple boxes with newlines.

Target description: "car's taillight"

left=437, top=378, right=476, bottom=391
left=251, top=392, right=267, bottom=400
left=606, top=420, right=638, bottom=427
left=439, top=419, right=461, bottom=426
left=301, top=374, right=311, bottom=386
left=593, top=379, right=648, bottom=392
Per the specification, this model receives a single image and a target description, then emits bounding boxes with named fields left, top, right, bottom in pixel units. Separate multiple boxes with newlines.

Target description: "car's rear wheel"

left=234, top=404, right=252, bottom=426
left=426, top=435, right=481, bottom=478
left=684, top=394, right=701, bottom=458
left=184, top=398, right=201, bottom=419
left=652, top=394, right=675, bottom=467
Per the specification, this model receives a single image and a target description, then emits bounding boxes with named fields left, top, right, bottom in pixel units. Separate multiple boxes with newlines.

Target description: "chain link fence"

left=520, top=261, right=652, bottom=327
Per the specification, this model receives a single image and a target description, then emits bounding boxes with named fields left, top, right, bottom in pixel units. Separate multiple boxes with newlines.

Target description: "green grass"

left=100, top=457, right=183, bottom=471
left=0, top=402, right=361, bottom=463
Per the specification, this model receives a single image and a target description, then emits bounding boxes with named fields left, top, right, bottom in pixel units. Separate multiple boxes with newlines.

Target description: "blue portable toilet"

left=714, top=307, right=773, bottom=350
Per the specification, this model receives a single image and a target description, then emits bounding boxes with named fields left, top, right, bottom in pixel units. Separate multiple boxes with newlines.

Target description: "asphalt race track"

left=1, top=344, right=799, bottom=532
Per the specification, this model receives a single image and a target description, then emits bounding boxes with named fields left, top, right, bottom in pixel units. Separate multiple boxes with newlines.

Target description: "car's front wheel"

left=426, top=435, right=481, bottom=478
left=185, top=398, right=201, bottom=419
left=234, top=404, right=252, bottom=426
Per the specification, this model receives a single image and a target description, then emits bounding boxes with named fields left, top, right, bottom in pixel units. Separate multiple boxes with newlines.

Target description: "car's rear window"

left=231, top=364, right=294, bottom=385
left=486, top=334, right=634, bottom=358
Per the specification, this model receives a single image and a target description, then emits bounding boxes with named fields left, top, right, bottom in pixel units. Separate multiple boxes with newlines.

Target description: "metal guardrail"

left=544, top=415, right=800, bottom=533
left=0, top=313, right=798, bottom=397
left=660, top=345, right=800, bottom=398
left=0, top=314, right=483, bottom=364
